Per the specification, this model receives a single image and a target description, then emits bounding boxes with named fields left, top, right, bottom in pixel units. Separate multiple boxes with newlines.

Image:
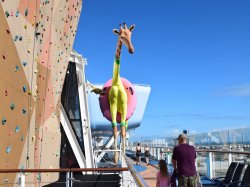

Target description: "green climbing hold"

left=2, top=118, right=7, bottom=125
left=19, top=165, right=24, bottom=170
left=22, top=108, right=27, bottom=115
left=10, top=103, right=15, bottom=110
left=25, top=9, right=28, bottom=16
left=5, top=11, right=10, bottom=17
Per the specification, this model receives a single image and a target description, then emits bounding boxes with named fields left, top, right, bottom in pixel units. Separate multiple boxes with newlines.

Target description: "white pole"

left=18, top=173, right=25, bottom=187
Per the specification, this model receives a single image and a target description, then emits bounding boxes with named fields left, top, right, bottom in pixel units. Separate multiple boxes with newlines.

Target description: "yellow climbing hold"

left=28, top=90, right=32, bottom=95
left=32, top=136, right=36, bottom=142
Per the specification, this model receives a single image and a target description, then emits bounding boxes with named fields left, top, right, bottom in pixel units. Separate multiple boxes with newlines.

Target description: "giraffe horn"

left=123, top=23, right=127, bottom=29
left=120, top=24, right=123, bottom=29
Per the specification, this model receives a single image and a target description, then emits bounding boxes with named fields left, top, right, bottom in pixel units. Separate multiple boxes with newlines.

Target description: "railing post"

left=66, top=172, right=71, bottom=187
left=228, top=153, right=232, bottom=165
left=167, top=153, right=172, bottom=165
left=157, top=148, right=161, bottom=160
left=18, top=172, right=25, bottom=187
left=206, top=152, right=214, bottom=178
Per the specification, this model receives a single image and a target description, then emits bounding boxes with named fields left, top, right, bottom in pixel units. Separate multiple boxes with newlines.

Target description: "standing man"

left=172, top=134, right=197, bottom=187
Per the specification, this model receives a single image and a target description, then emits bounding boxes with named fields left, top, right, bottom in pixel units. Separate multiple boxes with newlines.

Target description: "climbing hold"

left=5, top=11, right=10, bottom=17
left=23, top=86, right=27, bottom=92
left=28, top=90, right=32, bottom=95
left=25, top=9, right=28, bottom=16
left=24, top=25, right=27, bottom=29
left=32, top=136, right=35, bottom=142
left=19, top=36, right=23, bottom=41
left=15, top=11, right=19, bottom=17
left=6, top=146, right=11, bottom=153
left=14, top=35, right=18, bottom=41
left=15, top=66, right=19, bottom=72
left=10, top=103, right=15, bottom=110
left=2, top=118, right=7, bottom=125
left=20, top=165, right=24, bottom=170
left=22, top=61, right=27, bottom=67
left=6, top=28, right=10, bottom=34
left=22, top=108, right=27, bottom=115
left=20, top=136, right=24, bottom=141
left=2, top=55, right=6, bottom=60
left=15, top=126, right=20, bottom=133
left=5, top=90, right=8, bottom=96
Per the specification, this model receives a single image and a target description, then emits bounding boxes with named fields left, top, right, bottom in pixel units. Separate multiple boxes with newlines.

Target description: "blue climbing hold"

left=22, top=61, right=27, bottom=67
left=15, top=126, right=20, bottom=133
left=15, top=11, right=19, bottom=17
left=15, top=66, right=19, bottom=72
left=23, top=86, right=27, bottom=92
left=14, top=35, right=18, bottom=41
left=6, top=146, right=11, bottom=154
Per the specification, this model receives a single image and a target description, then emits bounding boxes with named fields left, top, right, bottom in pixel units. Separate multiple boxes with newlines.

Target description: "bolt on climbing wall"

left=0, top=0, right=82, bottom=186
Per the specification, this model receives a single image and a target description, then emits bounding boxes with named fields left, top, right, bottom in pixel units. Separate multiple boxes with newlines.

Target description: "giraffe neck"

left=112, top=39, right=122, bottom=84
left=115, top=38, right=122, bottom=59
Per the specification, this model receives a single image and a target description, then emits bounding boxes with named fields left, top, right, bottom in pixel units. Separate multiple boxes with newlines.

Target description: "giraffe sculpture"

left=91, top=23, right=135, bottom=162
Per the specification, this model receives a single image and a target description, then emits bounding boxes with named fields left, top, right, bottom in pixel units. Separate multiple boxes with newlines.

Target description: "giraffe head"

left=113, top=23, right=135, bottom=54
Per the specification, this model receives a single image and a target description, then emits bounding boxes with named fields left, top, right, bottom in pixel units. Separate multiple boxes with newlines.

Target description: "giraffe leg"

left=113, top=126, right=118, bottom=164
left=119, top=92, right=128, bottom=155
left=109, top=86, right=119, bottom=164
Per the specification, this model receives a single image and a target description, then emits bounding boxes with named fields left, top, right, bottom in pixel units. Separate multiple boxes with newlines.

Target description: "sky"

left=73, top=0, right=250, bottom=139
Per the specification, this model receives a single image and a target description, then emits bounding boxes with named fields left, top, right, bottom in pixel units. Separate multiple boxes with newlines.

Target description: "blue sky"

left=73, top=0, right=250, bottom=139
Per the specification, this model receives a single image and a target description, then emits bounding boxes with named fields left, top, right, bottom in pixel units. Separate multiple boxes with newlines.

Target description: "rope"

left=38, top=0, right=54, bottom=168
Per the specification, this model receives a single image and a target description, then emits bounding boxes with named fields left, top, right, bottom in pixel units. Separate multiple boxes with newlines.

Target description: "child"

left=156, top=159, right=170, bottom=187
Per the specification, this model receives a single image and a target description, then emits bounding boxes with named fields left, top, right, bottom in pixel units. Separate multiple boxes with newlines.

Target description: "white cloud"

left=222, top=83, right=250, bottom=96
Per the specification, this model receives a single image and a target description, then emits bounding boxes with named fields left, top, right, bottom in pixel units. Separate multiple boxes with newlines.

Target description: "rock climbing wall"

left=0, top=0, right=82, bottom=185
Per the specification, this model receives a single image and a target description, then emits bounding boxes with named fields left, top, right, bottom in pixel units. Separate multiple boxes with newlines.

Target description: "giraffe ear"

left=113, top=29, right=119, bottom=34
left=129, top=24, right=135, bottom=32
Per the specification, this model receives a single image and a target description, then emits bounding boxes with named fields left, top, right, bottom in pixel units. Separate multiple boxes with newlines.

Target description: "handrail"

left=0, top=167, right=129, bottom=173
left=159, top=149, right=250, bottom=155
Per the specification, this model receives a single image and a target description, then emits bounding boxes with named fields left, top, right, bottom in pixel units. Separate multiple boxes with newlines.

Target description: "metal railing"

left=0, top=167, right=129, bottom=187
left=127, top=146, right=250, bottom=179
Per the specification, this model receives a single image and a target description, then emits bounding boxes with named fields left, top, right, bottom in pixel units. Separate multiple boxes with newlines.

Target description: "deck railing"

left=0, top=167, right=129, bottom=187
left=127, top=146, right=250, bottom=179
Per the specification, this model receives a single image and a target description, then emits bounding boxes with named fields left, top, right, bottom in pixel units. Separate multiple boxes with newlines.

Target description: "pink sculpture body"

left=99, top=77, right=137, bottom=123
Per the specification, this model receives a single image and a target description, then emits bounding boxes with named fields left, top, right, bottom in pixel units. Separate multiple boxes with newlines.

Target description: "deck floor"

left=126, top=156, right=158, bottom=187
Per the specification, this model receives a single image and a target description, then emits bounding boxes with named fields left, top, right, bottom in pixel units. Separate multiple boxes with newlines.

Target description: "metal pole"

left=66, top=172, right=70, bottom=187
left=18, top=172, right=25, bottom=187
left=206, top=152, right=214, bottom=178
